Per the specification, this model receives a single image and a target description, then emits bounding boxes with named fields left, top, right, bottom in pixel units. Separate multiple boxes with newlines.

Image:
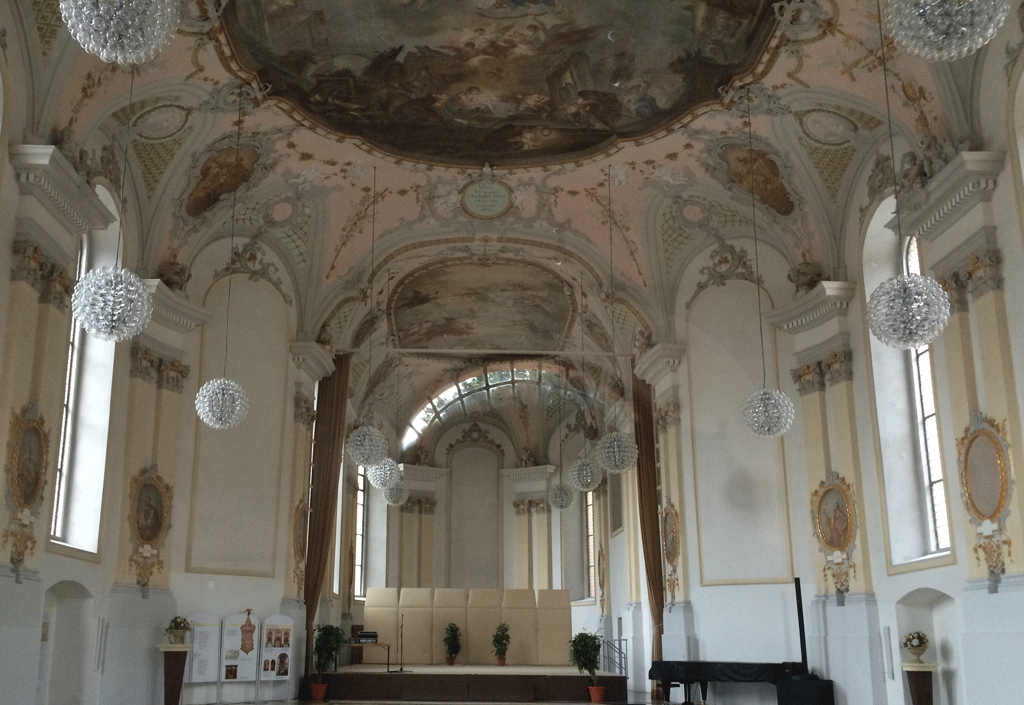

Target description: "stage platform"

left=307, top=664, right=628, bottom=702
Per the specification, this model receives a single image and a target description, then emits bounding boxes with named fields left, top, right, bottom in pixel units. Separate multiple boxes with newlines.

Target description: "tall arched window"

left=50, top=187, right=119, bottom=553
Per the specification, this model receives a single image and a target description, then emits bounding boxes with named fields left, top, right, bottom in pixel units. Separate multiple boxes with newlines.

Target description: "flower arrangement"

left=166, top=616, right=190, bottom=634
left=902, top=631, right=928, bottom=649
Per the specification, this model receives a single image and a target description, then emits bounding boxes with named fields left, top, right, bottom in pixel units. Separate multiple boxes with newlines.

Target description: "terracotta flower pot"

left=496, top=655, right=507, bottom=666
left=589, top=685, right=605, bottom=702
left=311, top=681, right=328, bottom=701
left=446, top=655, right=456, bottom=665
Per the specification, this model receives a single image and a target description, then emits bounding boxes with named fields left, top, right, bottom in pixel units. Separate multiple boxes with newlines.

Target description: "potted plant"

left=165, top=616, right=190, bottom=644
left=492, top=622, right=511, bottom=666
left=443, top=622, right=461, bottom=665
left=312, top=623, right=346, bottom=701
left=902, top=631, right=929, bottom=663
left=569, top=630, right=604, bottom=702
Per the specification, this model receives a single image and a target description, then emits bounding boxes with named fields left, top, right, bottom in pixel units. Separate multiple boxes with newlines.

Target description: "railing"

left=601, top=637, right=628, bottom=676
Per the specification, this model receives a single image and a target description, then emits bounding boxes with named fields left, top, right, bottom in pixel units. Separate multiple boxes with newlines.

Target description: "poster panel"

left=259, top=615, right=294, bottom=681
left=186, top=612, right=221, bottom=683
left=221, top=611, right=259, bottom=682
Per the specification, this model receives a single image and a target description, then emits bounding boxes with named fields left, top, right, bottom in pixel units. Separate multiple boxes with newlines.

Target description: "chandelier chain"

left=224, top=88, right=244, bottom=378
left=115, top=69, right=135, bottom=270
left=745, top=85, right=766, bottom=388
left=876, top=0, right=906, bottom=272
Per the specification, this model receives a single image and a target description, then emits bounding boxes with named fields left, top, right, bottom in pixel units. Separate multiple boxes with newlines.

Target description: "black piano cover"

left=649, top=660, right=803, bottom=685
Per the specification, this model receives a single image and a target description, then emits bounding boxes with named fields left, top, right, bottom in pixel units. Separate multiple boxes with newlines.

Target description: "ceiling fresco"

left=221, top=0, right=780, bottom=165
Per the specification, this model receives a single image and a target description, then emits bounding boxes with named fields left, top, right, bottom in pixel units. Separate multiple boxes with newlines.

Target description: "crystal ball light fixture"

left=548, top=483, right=575, bottom=510
left=884, top=0, right=1009, bottom=62
left=383, top=479, right=410, bottom=507
left=568, top=458, right=602, bottom=492
left=195, top=378, right=249, bottom=430
left=741, top=388, right=795, bottom=438
left=595, top=431, right=638, bottom=474
left=347, top=425, right=388, bottom=467
left=867, top=273, right=951, bottom=349
left=71, top=266, right=153, bottom=341
left=367, top=457, right=402, bottom=490
left=60, top=0, right=181, bottom=64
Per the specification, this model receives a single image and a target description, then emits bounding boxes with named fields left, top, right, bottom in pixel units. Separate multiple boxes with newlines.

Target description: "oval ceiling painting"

left=389, top=258, right=574, bottom=352
left=222, top=0, right=780, bottom=166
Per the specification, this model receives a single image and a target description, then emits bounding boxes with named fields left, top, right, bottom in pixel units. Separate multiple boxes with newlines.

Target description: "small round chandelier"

left=548, top=483, right=575, bottom=511
left=867, top=273, right=950, bottom=349
left=347, top=425, right=388, bottom=467
left=60, top=0, right=181, bottom=65
left=195, top=378, right=249, bottom=430
left=72, top=266, right=153, bottom=341
left=741, top=388, right=795, bottom=439
left=367, top=457, right=402, bottom=490
left=383, top=478, right=410, bottom=507
left=568, top=458, right=602, bottom=492
left=595, top=431, right=638, bottom=474
left=884, top=0, right=1009, bottom=62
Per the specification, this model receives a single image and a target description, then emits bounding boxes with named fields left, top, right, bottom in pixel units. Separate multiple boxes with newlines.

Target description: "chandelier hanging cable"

left=595, top=167, right=638, bottom=474
left=867, top=1, right=951, bottom=350
left=548, top=365, right=575, bottom=511
left=884, top=0, right=1009, bottom=62
left=739, top=85, right=795, bottom=439
left=60, top=0, right=180, bottom=65
left=349, top=168, right=389, bottom=468
left=569, top=270, right=602, bottom=492
left=71, top=69, right=154, bottom=342
left=195, top=89, right=249, bottom=429
left=381, top=353, right=408, bottom=505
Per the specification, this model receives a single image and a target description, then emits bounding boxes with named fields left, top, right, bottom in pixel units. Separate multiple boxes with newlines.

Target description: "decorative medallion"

left=810, top=471, right=857, bottom=603
left=957, top=412, right=1014, bottom=592
left=3, top=403, right=48, bottom=575
left=461, top=180, right=513, bottom=219
left=127, top=465, right=173, bottom=587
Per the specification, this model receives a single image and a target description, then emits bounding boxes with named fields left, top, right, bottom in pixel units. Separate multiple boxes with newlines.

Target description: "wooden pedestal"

left=158, top=644, right=192, bottom=705
left=902, top=662, right=937, bottom=705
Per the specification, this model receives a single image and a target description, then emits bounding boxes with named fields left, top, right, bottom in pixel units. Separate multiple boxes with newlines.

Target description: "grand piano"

left=649, top=580, right=835, bottom=705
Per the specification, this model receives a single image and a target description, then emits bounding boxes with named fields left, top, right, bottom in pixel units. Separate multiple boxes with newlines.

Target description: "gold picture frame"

left=662, top=503, right=679, bottom=568
left=128, top=467, right=173, bottom=548
left=7, top=405, right=49, bottom=511
left=957, top=413, right=1011, bottom=523
left=811, top=476, right=855, bottom=554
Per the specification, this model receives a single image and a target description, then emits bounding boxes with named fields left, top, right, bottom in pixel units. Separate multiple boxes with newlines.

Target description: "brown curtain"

left=303, top=354, right=350, bottom=677
left=633, top=373, right=664, bottom=666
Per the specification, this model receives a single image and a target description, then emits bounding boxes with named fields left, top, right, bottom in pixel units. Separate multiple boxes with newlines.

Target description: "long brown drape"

left=303, top=353, right=350, bottom=677
left=633, top=373, right=664, bottom=667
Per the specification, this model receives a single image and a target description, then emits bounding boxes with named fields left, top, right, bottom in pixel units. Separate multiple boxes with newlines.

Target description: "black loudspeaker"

left=776, top=677, right=835, bottom=705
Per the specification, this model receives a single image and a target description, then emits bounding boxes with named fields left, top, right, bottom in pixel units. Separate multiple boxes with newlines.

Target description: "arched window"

left=50, top=187, right=119, bottom=553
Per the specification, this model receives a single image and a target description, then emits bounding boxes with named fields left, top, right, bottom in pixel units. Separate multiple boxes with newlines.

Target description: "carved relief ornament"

left=810, top=472, right=857, bottom=603
left=127, top=465, right=173, bottom=587
left=3, top=404, right=49, bottom=575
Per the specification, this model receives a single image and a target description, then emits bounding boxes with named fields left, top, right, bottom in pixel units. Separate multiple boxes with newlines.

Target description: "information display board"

left=185, top=612, right=221, bottom=683
left=259, top=615, right=294, bottom=681
left=221, top=611, right=259, bottom=682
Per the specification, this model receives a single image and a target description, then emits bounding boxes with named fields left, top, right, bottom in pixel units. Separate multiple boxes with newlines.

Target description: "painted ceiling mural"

left=221, top=0, right=780, bottom=165
left=24, top=0, right=985, bottom=429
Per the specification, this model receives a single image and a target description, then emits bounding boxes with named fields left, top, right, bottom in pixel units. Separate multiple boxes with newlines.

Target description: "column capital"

left=791, top=363, right=825, bottom=396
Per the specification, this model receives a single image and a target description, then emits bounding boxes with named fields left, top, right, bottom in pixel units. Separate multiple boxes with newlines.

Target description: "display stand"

left=902, top=662, right=937, bottom=705
left=158, top=644, right=192, bottom=705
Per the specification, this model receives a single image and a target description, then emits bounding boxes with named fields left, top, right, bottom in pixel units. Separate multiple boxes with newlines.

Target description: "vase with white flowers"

left=902, top=631, right=928, bottom=662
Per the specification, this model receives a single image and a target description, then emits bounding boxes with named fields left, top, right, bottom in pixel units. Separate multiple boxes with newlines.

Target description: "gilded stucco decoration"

left=810, top=471, right=857, bottom=604
left=663, top=503, right=680, bottom=603
left=685, top=240, right=761, bottom=310
left=10, top=241, right=72, bottom=310
left=127, top=465, right=173, bottom=588
left=445, top=422, right=506, bottom=466
left=3, top=404, right=49, bottom=577
left=957, top=412, right=1014, bottom=593
left=213, top=238, right=293, bottom=305
left=292, top=497, right=309, bottom=596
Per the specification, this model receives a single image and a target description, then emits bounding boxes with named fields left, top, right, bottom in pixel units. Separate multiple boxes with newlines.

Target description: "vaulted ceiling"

left=10, top=0, right=972, bottom=457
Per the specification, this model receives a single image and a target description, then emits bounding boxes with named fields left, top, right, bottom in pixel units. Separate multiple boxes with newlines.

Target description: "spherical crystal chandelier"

left=568, top=458, right=602, bottom=492
left=347, top=425, right=388, bottom=467
left=60, top=0, right=181, bottom=65
left=595, top=431, right=638, bottom=474
left=741, top=388, right=795, bottom=439
left=867, top=273, right=950, bottom=349
left=383, top=478, right=410, bottom=507
left=71, top=265, right=153, bottom=341
left=195, top=378, right=249, bottom=429
left=548, top=483, right=575, bottom=510
left=367, top=457, right=402, bottom=490
left=884, top=0, right=1009, bottom=62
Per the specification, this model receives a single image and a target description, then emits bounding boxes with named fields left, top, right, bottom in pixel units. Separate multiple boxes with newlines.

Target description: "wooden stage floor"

left=311, top=665, right=628, bottom=702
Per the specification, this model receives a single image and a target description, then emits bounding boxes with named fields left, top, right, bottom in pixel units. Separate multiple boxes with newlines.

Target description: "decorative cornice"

left=904, top=152, right=1005, bottom=243
left=290, top=341, right=335, bottom=382
left=501, top=465, right=555, bottom=484
left=144, top=280, right=213, bottom=334
left=10, top=145, right=114, bottom=252
left=764, top=281, right=856, bottom=334
left=634, top=343, right=685, bottom=388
